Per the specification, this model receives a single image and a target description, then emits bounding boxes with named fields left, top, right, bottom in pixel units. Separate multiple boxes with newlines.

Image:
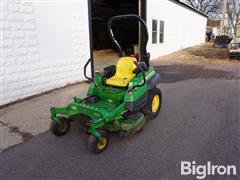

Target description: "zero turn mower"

left=50, top=14, right=162, bottom=153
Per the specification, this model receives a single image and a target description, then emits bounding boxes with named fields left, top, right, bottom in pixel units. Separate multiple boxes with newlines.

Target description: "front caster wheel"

left=50, top=117, right=70, bottom=136
left=88, top=130, right=109, bottom=154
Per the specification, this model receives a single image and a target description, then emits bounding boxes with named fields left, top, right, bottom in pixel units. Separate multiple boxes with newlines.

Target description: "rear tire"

left=50, top=117, right=70, bottom=136
left=88, top=130, right=109, bottom=154
left=142, top=87, right=162, bottom=120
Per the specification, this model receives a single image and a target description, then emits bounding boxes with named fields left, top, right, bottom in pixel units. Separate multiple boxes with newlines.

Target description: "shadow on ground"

left=154, top=64, right=240, bottom=83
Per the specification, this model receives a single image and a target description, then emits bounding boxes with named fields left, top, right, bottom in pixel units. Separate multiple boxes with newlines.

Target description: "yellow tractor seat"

left=105, top=57, right=137, bottom=87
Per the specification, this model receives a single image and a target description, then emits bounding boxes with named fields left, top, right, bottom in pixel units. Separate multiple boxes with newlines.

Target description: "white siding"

left=1, top=0, right=207, bottom=106
left=147, top=0, right=207, bottom=59
left=1, top=1, right=91, bottom=106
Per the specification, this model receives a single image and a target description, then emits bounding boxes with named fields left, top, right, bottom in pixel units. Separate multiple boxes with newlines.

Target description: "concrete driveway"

left=0, top=63, right=239, bottom=180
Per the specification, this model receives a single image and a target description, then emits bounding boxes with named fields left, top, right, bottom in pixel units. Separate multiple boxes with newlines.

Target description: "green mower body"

left=49, top=15, right=162, bottom=153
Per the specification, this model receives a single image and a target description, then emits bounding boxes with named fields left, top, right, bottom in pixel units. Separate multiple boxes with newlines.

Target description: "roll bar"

left=84, top=58, right=94, bottom=82
left=107, top=14, right=150, bottom=67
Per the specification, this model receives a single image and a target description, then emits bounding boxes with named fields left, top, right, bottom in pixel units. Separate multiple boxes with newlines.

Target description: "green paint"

left=50, top=66, right=158, bottom=141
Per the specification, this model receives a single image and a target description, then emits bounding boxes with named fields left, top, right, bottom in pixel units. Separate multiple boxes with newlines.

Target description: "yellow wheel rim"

left=97, top=137, right=107, bottom=150
left=57, top=123, right=67, bottom=133
left=152, top=95, right=160, bottom=113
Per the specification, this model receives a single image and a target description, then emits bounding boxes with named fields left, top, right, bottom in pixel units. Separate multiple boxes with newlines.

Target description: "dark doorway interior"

left=92, top=0, right=139, bottom=54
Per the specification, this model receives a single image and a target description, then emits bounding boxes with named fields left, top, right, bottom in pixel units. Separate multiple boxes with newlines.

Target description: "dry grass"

left=153, top=43, right=240, bottom=65
left=94, top=43, right=240, bottom=69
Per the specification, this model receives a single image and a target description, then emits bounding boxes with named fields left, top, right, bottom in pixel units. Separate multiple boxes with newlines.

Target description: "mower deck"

left=51, top=98, right=124, bottom=124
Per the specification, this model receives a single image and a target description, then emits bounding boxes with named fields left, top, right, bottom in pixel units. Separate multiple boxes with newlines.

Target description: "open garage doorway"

left=91, top=0, right=140, bottom=71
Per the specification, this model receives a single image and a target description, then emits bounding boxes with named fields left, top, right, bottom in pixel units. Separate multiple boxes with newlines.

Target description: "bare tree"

left=182, top=0, right=223, bottom=19
left=226, top=0, right=240, bottom=36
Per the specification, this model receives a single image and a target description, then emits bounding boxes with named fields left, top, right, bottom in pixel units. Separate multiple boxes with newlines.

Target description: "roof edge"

left=169, top=0, right=208, bottom=18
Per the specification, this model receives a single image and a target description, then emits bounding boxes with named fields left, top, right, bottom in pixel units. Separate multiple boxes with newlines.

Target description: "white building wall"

left=147, top=0, right=207, bottom=59
left=1, top=0, right=207, bottom=106
left=1, top=1, right=91, bottom=106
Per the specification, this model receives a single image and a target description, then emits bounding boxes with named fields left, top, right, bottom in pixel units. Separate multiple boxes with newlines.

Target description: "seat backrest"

left=115, top=57, right=137, bottom=79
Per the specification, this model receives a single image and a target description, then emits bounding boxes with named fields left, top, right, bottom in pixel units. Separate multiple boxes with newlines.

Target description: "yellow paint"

left=152, top=95, right=160, bottom=113
left=57, top=123, right=67, bottom=133
left=97, top=137, right=107, bottom=150
left=106, top=57, right=137, bottom=87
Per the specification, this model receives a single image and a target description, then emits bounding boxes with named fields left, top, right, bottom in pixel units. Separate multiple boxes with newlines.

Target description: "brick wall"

left=1, top=1, right=91, bottom=106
